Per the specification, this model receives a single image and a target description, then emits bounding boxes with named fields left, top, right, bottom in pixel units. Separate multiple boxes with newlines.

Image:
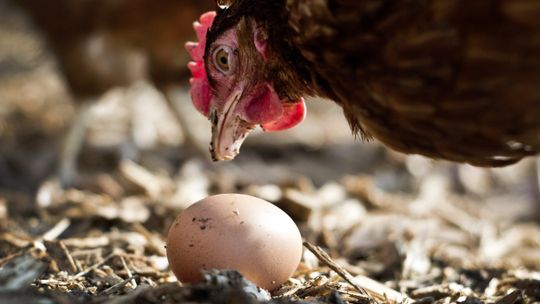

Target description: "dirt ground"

left=1, top=2, right=540, bottom=303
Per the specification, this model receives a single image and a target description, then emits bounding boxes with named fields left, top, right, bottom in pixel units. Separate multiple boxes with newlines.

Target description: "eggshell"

left=166, top=194, right=302, bottom=291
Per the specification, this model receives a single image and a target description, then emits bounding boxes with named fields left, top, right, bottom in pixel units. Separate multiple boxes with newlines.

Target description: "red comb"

left=185, top=11, right=216, bottom=116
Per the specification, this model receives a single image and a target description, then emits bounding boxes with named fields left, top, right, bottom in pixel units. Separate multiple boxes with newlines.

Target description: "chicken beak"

left=209, top=90, right=255, bottom=161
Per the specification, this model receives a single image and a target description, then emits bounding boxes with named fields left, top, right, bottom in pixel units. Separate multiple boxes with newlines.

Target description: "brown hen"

left=190, top=0, right=540, bottom=166
left=14, top=0, right=213, bottom=184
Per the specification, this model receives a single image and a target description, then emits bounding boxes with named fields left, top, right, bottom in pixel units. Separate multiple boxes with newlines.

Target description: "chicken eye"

left=213, top=46, right=234, bottom=74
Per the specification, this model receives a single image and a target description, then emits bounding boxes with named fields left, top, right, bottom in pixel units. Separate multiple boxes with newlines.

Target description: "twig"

left=119, top=160, right=163, bottom=198
left=304, top=242, right=413, bottom=304
left=120, top=255, right=137, bottom=289
left=73, top=252, right=116, bottom=278
left=101, top=275, right=137, bottom=295
left=304, top=242, right=371, bottom=296
left=353, top=275, right=413, bottom=304
left=43, top=240, right=79, bottom=274
left=131, top=223, right=166, bottom=256
left=41, top=218, right=71, bottom=241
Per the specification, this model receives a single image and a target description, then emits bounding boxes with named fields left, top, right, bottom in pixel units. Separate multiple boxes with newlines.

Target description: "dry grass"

left=1, top=1, right=540, bottom=303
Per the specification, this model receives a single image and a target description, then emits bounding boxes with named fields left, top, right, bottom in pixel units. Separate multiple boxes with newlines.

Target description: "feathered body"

left=16, top=0, right=213, bottom=96
left=286, top=0, right=540, bottom=166
left=190, top=0, right=540, bottom=166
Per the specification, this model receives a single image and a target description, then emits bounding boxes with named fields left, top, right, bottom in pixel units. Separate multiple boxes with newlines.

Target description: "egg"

left=166, top=193, right=303, bottom=291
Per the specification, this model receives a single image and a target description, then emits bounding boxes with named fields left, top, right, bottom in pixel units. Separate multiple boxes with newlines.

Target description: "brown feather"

left=284, top=0, right=540, bottom=166
left=16, top=0, right=213, bottom=96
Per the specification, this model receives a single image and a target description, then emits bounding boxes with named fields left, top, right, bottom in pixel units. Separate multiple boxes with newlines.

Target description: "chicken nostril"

left=209, top=110, right=218, bottom=125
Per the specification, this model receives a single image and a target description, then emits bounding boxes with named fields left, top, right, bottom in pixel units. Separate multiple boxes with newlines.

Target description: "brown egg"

left=166, top=194, right=303, bottom=291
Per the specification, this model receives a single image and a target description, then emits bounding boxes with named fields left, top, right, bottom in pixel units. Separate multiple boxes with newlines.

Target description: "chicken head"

left=186, top=10, right=306, bottom=161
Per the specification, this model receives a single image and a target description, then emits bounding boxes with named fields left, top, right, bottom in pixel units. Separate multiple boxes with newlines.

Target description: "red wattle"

left=262, top=99, right=307, bottom=132
left=245, top=85, right=283, bottom=124
left=243, top=85, right=306, bottom=131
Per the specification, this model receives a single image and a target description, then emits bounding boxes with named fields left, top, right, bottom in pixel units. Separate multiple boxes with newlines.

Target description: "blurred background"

left=0, top=0, right=540, bottom=302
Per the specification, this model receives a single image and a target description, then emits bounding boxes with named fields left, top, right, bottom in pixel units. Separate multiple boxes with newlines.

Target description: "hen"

left=14, top=0, right=213, bottom=184
left=188, top=0, right=540, bottom=166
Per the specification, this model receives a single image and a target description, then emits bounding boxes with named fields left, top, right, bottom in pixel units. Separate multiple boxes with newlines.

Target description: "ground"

left=1, top=2, right=540, bottom=304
